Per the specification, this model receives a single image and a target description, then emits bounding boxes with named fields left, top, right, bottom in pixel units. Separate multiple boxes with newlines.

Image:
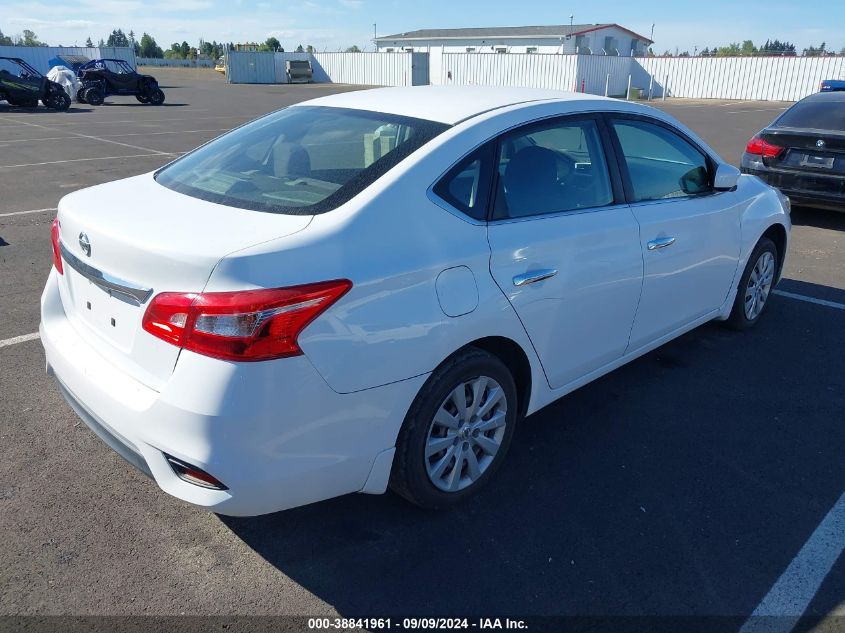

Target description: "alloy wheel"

left=425, top=376, right=508, bottom=492
left=744, top=251, right=775, bottom=320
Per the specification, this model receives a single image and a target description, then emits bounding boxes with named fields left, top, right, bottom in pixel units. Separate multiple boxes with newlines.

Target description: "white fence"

left=271, top=51, right=427, bottom=86
left=433, top=53, right=844, bottom=102
left=435, top=51, right=578, bottom=90
left=0, top=46, right=136, bottom=73
left=223, top=48, right=845, bottom=103
left=636, top=55, right=845, bottom=101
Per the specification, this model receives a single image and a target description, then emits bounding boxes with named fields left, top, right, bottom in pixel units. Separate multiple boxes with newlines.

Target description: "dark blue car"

left=820, top=79, right=845, bottom=92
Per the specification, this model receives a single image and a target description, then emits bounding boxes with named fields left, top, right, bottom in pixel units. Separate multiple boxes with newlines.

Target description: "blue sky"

left=0, top=0, right=839, bottom=54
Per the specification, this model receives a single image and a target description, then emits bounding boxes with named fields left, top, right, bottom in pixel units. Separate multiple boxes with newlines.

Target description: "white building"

left=374, top=23, right=653, bottom=56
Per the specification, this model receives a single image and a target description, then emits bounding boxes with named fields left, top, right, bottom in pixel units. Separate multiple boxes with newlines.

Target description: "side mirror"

left=714, top=164, right=740, bottom=191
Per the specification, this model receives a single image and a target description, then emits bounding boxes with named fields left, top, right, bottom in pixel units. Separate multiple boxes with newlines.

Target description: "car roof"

left=802, top=90, right=845, bottom=103
left=297, top=85, right=618, bottom=125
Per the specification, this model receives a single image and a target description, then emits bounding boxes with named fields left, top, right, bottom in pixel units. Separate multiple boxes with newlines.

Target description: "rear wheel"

left=135, top=94, right=149, bottom=103
left=726, top=237, right=778, bottom=330
left=390, top=347, right=518, bottom=509
left=148, top=88, right=165, bottom=105
left=76, top=88, right=87, bottom=103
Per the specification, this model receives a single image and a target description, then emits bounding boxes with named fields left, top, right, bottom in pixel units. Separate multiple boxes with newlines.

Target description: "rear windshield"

left=775, top=97, right=845, bottom=132
left=155, top=106, right=448, bottom=215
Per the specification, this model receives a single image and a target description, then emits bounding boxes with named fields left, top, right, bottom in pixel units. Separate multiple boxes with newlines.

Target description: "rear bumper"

left=742, top=164, right=845, bottom=212
left=40, top=269, right=424, bottom=516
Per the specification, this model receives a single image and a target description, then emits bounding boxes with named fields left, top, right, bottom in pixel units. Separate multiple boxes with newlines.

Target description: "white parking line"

left=0, top=129, right=229, bottom=145
left=0, top=153, right=174, bottom=169
left=2, top=114, right=254, bottom=127
left=773, top=290, right=845, bottom=311
left=726, top=108, right=788, bottom=114
left=739, top=491, right=845, bottom=633
left=0, top=332, right=40, bottom=349
left=0, top=116, right=171, bottom=155
left=0, top=207, right=57, bottom=217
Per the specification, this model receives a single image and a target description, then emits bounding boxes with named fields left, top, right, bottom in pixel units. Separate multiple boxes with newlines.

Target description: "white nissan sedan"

left=42, top=86, right=791, bottom=516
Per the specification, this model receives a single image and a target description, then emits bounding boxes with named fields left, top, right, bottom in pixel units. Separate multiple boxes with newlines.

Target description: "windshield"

left=155, top=106, right=449, bottom=215
left=0, top=58, right=41, bottom=78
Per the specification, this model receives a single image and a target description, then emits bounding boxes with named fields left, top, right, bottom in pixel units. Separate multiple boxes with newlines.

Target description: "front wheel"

left=390, top=348, right=518, bottom=509
left=83, top=87, right=104, bottom=106
left=725, top=237, right=778, bottom=330
left=148, top=88, right=165, bottom=105
left=45, top=90, right=71, bottom=111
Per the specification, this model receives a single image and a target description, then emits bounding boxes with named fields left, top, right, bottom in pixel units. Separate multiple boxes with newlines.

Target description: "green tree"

left=295, top=44, right=304, bottom=52
left=139, top=33, right=164, bottom=58
left=21, top=29, right=43, bottom=46
left=804, top=42, right=827, bottom=57
left=345, top=44, right=361, bottom=52
left=106, top=28, right=129, bottom=47
left=264, top=36, right=281, bottom=51
left=179, top=41, right=190, bottom=57
left=85, top=36, right=93, bottom=47
left=741, top=40, right=757, bottom=55
left=716, top=42, right=741, bottom=56
left=0, top=28, right=13, bottom=46
left=306, top=44, right=315, bottom=53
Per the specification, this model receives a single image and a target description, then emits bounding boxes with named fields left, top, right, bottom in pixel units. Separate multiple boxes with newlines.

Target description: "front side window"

left=156, top=106, right=448, bottom=215
left=612, top=119, right=713, bottom=202
left=493, top=118, right=614, bottom=219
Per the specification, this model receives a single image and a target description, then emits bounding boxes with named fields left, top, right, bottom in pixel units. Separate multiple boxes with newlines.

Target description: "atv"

left=0, top=57, right=71, bottom=110
left=76, top=59, right=165, bottom=106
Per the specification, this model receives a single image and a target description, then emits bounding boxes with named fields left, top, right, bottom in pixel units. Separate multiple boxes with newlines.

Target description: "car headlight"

left=776, top=189, right=791, bottom=214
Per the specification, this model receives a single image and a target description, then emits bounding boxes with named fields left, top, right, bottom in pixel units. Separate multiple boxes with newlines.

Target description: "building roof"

left=376, top=23, right=653, bottom=44
left=295, top=85, right=619, bottom=125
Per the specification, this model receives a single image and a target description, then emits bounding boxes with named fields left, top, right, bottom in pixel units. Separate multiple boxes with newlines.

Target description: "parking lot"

left=1, top=69, right=843, bottom=626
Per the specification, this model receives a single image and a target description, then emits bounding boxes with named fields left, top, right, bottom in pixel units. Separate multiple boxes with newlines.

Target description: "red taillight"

left=164, top=454, right=227, bottom=490
left=50, top=218, right=63, bottom=275
left=142, top=280, right=352, bottom=362
left=745, top=136, right=784, bottom=158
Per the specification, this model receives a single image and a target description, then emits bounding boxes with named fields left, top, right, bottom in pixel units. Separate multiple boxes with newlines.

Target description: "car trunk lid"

left=55, top=172, right=313, bottom=391
left=761, top=127, right=845, bottom=176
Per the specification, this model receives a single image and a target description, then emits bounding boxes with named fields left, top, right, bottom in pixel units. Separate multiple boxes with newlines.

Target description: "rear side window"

left=776, top=97, right=845, bottom=132
left=432, top=143, right=495, bottom=221
left=493, top=118, right=614, bottom=219
left=156, top=106, right=448, bottom=215
left=611, top=119, right=713, bottom=202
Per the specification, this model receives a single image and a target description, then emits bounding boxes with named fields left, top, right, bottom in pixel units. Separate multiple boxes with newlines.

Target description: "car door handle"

left=513, top=269, right=558, bottom=287
left=647, top=236, right=676, bottom=251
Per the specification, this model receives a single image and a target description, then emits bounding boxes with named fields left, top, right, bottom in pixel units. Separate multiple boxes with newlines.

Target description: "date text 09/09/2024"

left=307, top=618, right=529, bottom=630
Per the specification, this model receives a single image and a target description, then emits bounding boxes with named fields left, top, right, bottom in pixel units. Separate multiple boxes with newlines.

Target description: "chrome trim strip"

left=59, top=242, right=153, bottom=306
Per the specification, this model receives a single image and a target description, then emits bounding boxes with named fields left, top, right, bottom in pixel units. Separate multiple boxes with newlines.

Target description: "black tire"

left=148, top=88, right=165, bottom=105
left=46, top=90, right=71, bottom=111
left=84, top=87, right=104, bottom=106
left=390, top=347, right=519, bottom=509
left=725, top=237, right=778, bottom=330
left=76, top=88, right=87, bottom=104
left=135, top=94, right=149, bottom=103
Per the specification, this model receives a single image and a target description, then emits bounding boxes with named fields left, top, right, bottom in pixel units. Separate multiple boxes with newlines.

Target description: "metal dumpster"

left=286, top=60, right=313, bottom=84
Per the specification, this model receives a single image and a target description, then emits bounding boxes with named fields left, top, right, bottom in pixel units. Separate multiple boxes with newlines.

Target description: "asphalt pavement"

left=0, top=70, right=842, bottom=629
